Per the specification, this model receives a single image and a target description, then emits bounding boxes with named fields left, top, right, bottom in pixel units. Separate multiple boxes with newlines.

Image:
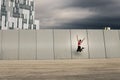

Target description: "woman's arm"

left=76, top=35, right=79, bottom=41
left=82, top=38, right=85, bottom=42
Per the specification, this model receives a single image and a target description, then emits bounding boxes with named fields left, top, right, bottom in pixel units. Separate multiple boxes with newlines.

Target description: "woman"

left=76, top=35, right=85, bottom=52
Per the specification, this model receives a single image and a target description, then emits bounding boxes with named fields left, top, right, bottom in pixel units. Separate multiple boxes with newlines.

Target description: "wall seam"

left=69, top=29, right=72, bottom=59
left=103, top=30, right=107, bottom=59
left=36, top=30, right=37, bottom=60
left=18, top=30, right=20, bottom=60
left=53, top=29, right=55, bottom=60
left=118, top=30, right=120, bottom=40
left=86, top=29, right=90, bottom=59
left=1, top=30, right=3, bottom=60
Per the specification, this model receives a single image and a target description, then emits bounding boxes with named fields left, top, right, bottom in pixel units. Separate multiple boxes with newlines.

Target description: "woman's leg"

left=77, top=46, right=80, bottom=52
left=79, top=46, right=82, bottom=52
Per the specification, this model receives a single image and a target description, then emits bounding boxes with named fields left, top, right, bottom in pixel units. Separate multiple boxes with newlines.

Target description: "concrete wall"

left=104, top=30, right=120, bottom=58
left=2, top=30, right=18, bottom=60
left=19, top=30, right=36, bottom=60
left=37, top=30, right=54, bottom=60
left=0, top=29, right=120, bottom=60
left=88, top=30, right=106, bottom=59
left=54, top=30, right=71, bottom=59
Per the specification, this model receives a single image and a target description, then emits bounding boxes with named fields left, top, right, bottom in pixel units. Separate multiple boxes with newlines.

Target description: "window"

left=30, top=16, right=33, bottom=20
left=27, top=0, right=29, bottom=5
left=13, top=7, right=17, bottom=13
left=17, top=18, right=19, bottom=28
left=21, top=14, right=24, bottom=19
left=5, top=16, right=7, bottom=26
left=19, top=0, right=23, bottom=4
left=24, top=14, right=27, bottom=19
left=0, top=21, right=1, bottom=30
left=33, top=25, right=36, bottom=29
left=13, top=2, right=15, bottom=7
left=31, top=6, right=33, bottom=11
left=11, top=0, right=14, bottom=2
left=9, top=1, right=11, bottom=7
left=15, top=0, right=18, bottom=3
left=23, top=0, right=26, bottom=5
left=12, top=22, right=14, bottom=29
left=3, top=0, right=5, bottom=5
left=26, top=0, right=28, bottom=5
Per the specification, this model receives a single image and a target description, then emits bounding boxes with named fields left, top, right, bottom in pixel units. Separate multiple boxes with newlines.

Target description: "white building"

left=0, top=0, right=39, bottom=30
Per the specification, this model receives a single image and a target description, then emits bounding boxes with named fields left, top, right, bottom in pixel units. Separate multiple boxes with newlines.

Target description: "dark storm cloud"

left=35, top=0, right=120, bottom=29
left=65, top=0, right=114, bottom=8
left=62, top=16, right=120, bottom=29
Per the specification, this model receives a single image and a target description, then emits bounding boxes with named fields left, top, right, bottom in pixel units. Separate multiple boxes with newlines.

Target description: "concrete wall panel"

left=19, top=30, right=36, bottom=60
left=104, top=30, right=120, bottom=58
left=2, top=30, right=18, bottom=60
left=54, top=30, right=71, bottom=59
left=71, top=30, right=89, bottom=59
left=88, top=30, right=106, bottom=58
left=37, top=30, right=54, bottom=60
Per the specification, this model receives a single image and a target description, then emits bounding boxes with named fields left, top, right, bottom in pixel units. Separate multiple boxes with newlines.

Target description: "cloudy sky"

left=35, top=0, right=120, bottom=29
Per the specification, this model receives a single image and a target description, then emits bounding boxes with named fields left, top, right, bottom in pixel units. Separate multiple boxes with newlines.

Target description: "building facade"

left=0, top=0, right=39, bottom=30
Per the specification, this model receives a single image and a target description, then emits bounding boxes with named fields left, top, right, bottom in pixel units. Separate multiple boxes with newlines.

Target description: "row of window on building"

left=0, top=0, right=40, bottom=30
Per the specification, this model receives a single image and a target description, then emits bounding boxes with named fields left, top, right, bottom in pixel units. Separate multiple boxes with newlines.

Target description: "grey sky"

left=35, top=0, right=120, bottom=29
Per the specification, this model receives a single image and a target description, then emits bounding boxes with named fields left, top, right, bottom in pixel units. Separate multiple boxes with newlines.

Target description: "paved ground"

left=0, top=59, right=120, bottom=80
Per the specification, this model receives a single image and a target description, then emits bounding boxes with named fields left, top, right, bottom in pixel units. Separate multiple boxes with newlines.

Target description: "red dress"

left=78, top=40, right=82, bottom=46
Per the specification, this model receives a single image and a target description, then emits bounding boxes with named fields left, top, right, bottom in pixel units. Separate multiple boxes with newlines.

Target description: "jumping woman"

left=76, top=35, right=85, bottom=52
